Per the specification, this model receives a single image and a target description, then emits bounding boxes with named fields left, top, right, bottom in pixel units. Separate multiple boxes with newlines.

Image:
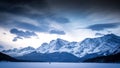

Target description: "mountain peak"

left=101, top=33, right=120, bottom=40
left=103, top=33, right=117, bottom=37
left=56, top=38, right=66, bottom=42
left=20, top=46, right=35, bottom=50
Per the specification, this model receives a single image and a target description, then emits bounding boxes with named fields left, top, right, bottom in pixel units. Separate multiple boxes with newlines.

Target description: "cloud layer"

left=86, top=23, right=120, bottom=31
left=0, top=0, right=69, bottom=36
left=0, top=0, right=120, bottom=49
left=49, top=30, right=66, bottom=35
left=10, top=28, right=37, bottom=41
left=95, top=33, right=105, bottom=36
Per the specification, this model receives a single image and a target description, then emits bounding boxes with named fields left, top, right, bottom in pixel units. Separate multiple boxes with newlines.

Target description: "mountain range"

left=1, top=34, right=120, bottom=62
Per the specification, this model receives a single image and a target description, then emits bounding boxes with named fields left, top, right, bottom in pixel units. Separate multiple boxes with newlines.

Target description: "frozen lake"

left=0, top=62, right=120, bottom=68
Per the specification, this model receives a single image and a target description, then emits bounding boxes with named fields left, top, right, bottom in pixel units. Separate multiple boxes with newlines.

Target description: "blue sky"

left=0, top=0, right=120, bottom=49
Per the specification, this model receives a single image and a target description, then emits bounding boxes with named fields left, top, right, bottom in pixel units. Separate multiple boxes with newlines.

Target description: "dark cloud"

left=48, top=0, right=120, bottom=14
left=10, top=28, right=37, bottom=41
left=49, top=30, right=66, bottom=35
left=0, top=0, right=50, bottom=24
left=49, top=15, right=70, bottom=23
left=0, top=0, right=120, bottom=36
left=1, top=0, right=119, bottom=24
left=95, top=33, right=105, bottom=36
left=0, top=0, right=120, bottom=17
left=13, top=36, right=23, bottom=42
left=0, top=0, right=49, bottom=13
left=0, top=0, right=70, bottom=33
left=10, top=28, right=37, bottom=38
left=15, top=22, right=50, bottom=32
left=86, top=23, right=120, bottom=31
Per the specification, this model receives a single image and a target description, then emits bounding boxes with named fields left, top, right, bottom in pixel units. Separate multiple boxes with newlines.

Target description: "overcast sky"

left=0, top=0, right=120, bottom=49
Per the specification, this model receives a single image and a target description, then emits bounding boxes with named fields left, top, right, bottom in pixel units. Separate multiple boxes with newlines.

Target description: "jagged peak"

left=21, top=46, right=35, bottom=49
left=49, top=38, right=69, bottom=44
left=83, top=34, right=119, bottom=41
left=103, top=33, right=118, bottom=37
left=100, top=33, right=120, bottom=40
left=56, top=38, right=67, bottom=42
left=41, top=43, right=48, bottom=45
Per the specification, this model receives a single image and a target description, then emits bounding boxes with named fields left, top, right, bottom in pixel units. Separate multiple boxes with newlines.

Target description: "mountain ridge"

left=1, top=33, right=120, bottom=62
left=0, top=52, right=18, bottom=62
left=16, top=52, right=80, bottom=62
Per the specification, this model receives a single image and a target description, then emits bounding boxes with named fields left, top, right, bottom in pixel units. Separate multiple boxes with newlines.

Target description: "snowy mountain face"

left=36, top=34, right=120, bottom=58
left=2, top=46, right=35, bottom=57
left=36, top=43, right=49, bottom=53
left=59, top=42, right=78, bottom=52
left=75, top=34, right=120, bottom=57
left=2, top=34, right=120, bottom=59
left=96, top=34, right=120, bottom=55
left=71, top=34, right=120, bottom=57
left=37, top=38, right=70, bottom=53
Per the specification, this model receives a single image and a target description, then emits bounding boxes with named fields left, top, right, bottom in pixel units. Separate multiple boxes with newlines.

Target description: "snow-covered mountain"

left=37, top=38, right=70, bottom=53
left=36, top=34, right=120, bottom=58
left=2, top=46, right=35, bottom=57
left=36, top=43, right=49, bottom=53
left=72, top=34, right=120, bottom=57
left=2, top=34, right=120, bottom=60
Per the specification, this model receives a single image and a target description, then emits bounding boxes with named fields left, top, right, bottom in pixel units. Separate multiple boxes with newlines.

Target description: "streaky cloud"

left=49, top=30, right=66, bottom=35
left=15, top=22, right=50, bottom=32
left=95, top=33, right=105, bottom=36
left=86, top=22, right=120, bottom=31
left=49, top=15, right=70, bottom=24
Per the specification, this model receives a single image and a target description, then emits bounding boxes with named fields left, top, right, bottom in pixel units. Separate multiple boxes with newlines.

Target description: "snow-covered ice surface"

left=0, top=62, right=120, bottom=68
